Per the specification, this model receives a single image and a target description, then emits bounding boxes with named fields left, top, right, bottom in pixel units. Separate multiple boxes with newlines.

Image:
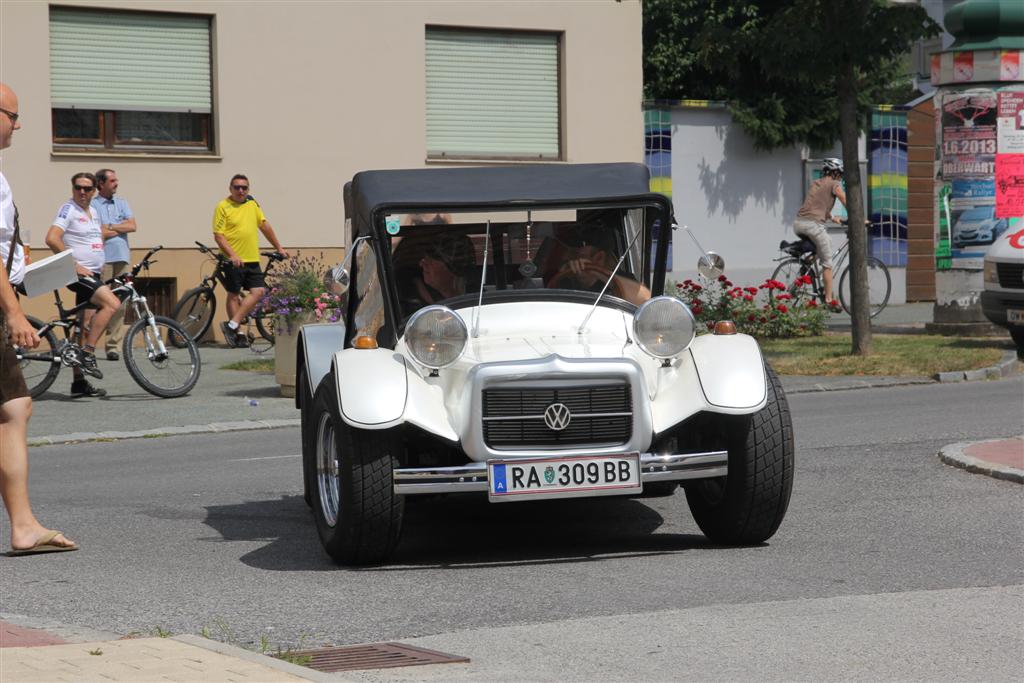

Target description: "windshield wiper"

left=471, top=220, right=491, bottom=338
left=577, top=224, right=643, bottom=336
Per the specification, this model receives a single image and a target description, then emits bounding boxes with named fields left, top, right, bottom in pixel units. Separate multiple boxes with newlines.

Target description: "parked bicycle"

left=771, top=221, right=892, bottom=318
left=170, top=241, right=285, bottom=352
left=16, top=246, right=202, bottom=399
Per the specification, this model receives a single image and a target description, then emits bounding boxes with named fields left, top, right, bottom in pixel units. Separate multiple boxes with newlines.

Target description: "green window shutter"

left=426, top=29, right=560, bottom=159
left=50, top=8, right=211, bottom=113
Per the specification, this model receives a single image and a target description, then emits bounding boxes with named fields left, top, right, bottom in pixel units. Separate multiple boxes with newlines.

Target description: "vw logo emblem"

left=544, top=403, right=572, bottom=431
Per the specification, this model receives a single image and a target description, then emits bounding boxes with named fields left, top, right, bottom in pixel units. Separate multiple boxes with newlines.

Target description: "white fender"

left=297, top=322, right=346, bottom=405
left=688, top=334, right=767, bottom=410
left=333, top=348, right=408, bottom=428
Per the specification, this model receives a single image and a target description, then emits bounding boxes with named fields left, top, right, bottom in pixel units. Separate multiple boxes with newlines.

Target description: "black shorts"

left=68, top=273, right=103, bottom=307
left=220, top=262, right=266, bottom=294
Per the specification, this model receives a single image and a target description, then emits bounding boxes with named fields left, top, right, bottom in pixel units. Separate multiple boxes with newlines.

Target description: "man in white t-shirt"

left=44, top=172, right=120, bottom=396
left=1, top=81, right=78, bottom=555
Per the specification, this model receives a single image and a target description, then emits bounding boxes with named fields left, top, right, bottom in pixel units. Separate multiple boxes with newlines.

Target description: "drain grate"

left=280, top=642, right=470, bottom=672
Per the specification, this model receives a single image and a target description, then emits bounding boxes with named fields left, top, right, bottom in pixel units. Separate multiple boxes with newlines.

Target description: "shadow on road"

left=202, top=492, right=711, bottom=572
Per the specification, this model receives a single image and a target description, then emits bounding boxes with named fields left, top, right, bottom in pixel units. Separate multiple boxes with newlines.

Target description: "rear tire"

left=1010, top=327, right=1024, bottom=357
left=684, top=365, right=794, bottom=544
left=769, top=258, right=811, bottom=303
left=838, top=256, right=891, bottom=318
left=310, top=375, right=404, bottom=565
left=16, top=316, right=61, bottom=399
left=255, top=312, right=275, bottom=344
left=171, top=287, right=216, bottom=345
left=123, top=316, right=201, bottom=398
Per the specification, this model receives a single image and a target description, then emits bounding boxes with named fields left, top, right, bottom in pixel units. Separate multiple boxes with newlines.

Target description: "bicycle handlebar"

left=194, top=240, right=284, bottom=263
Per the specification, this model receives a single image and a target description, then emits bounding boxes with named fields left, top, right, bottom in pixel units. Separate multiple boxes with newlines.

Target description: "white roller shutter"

left=426, top=29, right=560, bottom=159
left=50, top=8, right=211, bottom=113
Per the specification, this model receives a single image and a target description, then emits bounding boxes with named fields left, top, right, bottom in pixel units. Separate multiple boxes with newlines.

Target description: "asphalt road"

left=2, top=377, right=1022, bottom=680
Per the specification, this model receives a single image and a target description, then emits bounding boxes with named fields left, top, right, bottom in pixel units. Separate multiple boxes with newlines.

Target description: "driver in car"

left=415, top=233, right=475, bottom=304
left=546, top=225, right=651, bottom=306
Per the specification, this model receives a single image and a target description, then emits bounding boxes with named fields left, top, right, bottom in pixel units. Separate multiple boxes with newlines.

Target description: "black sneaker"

left=221, top=321, right=248, bottom=348
left=70, top=379, right=107, bottom=398
left=80, top=351, right=104, bottom=379
left=105, top=350, right=119, bottom=361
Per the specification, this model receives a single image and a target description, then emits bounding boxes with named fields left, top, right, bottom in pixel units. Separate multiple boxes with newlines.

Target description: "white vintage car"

left=295, top=163, right=793, bottom=565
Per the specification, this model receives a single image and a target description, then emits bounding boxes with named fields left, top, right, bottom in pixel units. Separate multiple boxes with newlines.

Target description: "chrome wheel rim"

left=316, top=412, right=340, bottom=527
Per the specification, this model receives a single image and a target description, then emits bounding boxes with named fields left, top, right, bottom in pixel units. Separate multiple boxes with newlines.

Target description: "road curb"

left=173, top=634, right=339, bottom=682
left=933, top=350, right=1020, bottom=384
left=782, top=377, right=934, bottom=394
left=937, top=440, right=1024, bottom=484
left=28, top=419, right=300, bottom=447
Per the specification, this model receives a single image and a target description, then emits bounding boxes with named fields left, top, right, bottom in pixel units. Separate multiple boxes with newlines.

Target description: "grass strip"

left=222, top=359, right=274, bottom=373
left=761, top=333, right=1008, bottom=376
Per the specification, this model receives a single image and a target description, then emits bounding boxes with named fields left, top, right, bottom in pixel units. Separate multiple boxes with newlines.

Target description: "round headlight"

left=404, top=305, right=468, bottom=369
left=633, top=296, right=696, bottom=359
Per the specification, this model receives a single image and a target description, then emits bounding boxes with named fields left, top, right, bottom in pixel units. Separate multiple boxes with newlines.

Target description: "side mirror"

left=327, top=265, right=350, bottom=294
left=697, top=251, right=725, bottom=280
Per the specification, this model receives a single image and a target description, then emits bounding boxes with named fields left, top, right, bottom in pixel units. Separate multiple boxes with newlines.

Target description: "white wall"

left=668, top=107, right=806, bottom=287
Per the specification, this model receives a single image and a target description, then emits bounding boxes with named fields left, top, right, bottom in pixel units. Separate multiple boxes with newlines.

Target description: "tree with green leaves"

left=645, top=0, right=939, bottom=355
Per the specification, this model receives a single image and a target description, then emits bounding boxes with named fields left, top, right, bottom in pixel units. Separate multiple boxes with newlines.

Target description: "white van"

left=981, top=224, right=1024, bottom=352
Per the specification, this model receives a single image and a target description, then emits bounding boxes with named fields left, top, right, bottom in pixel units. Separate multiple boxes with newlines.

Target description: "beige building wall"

left=1, top=0, right=643, bottom=321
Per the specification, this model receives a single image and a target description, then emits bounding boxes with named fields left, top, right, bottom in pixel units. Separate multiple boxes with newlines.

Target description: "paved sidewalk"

left=938, top=436, right=1024, bottom=484
left=0, top=631, right=335, bottom=682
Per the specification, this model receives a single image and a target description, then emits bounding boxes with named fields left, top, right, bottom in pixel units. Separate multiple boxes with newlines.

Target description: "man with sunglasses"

left=45, top=172, right=120, bottom=397
left=212, top=174, right=289, bottom=347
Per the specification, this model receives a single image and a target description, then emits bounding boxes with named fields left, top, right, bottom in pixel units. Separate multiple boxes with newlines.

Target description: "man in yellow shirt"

left=212, top=174, right=289, bottom=347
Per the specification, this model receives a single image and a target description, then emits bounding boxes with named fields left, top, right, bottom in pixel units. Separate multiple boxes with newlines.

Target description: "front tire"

left=838, top=256, right=891, bottom=318
left=310, top=375, right=404, bottom=565
left=171, top=286, right=216, bottom=345
left=123, top=316, right=202, bottom=398
left=16, top=316, right=61, bottom=399
left=684, top=365, right=794, bottom=544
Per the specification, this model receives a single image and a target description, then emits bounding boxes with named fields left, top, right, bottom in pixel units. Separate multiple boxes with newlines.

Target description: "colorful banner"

left=941, top=91, right=997, bottom=177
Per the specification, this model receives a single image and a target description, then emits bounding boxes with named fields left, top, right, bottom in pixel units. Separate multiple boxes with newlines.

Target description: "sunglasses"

left=73, top=185, right=96, bottom=192
left=231, top=185, right=249, bottom=191
left=0, top=107, right=18, bottom=124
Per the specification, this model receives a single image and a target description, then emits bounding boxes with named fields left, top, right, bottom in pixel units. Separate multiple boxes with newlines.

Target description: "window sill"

left=51, top=150, right=221, bottom=160
left=425, top=156, right=565, bottom=166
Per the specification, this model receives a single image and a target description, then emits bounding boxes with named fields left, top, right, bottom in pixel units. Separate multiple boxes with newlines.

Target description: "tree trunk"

left=836, top=59, right=872, bottom=356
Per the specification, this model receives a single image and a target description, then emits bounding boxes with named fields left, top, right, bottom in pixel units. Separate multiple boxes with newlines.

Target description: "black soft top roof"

left=348, top=163, right=665, bottom=235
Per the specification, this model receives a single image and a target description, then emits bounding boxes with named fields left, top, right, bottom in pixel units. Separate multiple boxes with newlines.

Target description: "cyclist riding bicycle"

left=793, top=157, right=847, bottom=303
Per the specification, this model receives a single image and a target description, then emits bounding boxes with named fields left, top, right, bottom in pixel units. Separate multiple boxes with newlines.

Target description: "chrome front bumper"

left=393, top=450, right=728, bottom=495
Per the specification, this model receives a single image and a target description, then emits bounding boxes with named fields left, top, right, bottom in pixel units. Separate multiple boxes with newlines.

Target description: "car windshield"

left=961, top=207, right=994, bottom=220
left=386, top=207, right=656, bottom=318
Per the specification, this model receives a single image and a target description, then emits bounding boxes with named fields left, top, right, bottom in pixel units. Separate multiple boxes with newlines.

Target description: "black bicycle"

left=770, top=222, right=892, bottom=318
left=16, top=246, right=202, bottom=399
left=170, top=241, right=285, bottom=350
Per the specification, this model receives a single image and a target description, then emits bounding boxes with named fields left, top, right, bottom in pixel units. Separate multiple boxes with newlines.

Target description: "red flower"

left=760, top=316, right=767, bottom=323
left=724, top=280, right=733, bottom=287
left=777, top=304, right=788, bottom=313
left=748, top=314, right=756, bottom=321
left=828, top=299, right=841, bottom=311
left=691, top=284, right=702, bottom=292
left=718, top=274, right=728, bottom=282
left=692, top=305, right=703, bottom=315
left=676, top=282, right=684, bottom=289
left=706, top=321, right=715, bottom=330
left=744, top=295, right=754, bottom=302
left=807, top=299, right=817, bottom=308
left=777, top=293, right=792, bottom=301
left=745, top=287, right=758, bottom=295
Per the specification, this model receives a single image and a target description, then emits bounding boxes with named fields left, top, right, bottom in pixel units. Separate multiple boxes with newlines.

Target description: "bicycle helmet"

left=822, top=158, right=844, bottom=175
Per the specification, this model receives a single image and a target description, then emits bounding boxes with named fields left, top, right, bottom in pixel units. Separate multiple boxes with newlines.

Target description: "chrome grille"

left=482, top=384, right=632, bottom=449
left=997, top=262, right=1024, bottom=289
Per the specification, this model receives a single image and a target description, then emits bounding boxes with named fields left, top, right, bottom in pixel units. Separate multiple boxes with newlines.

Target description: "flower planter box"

left=274, top=314, right=314, bottom=398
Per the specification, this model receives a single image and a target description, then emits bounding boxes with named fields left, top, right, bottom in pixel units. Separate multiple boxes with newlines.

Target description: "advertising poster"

left=940, top=90, right=1000, bottom=267
left=1002, top=50, right=1022, bottom=82
left=996, top=155, right=1024, bottom=218
left=953, top=52, right=974, bottom=82
left=941, top=91, right=997, bottom=177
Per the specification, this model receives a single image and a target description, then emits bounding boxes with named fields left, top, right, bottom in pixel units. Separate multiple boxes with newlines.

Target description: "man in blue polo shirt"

left=92, top=168, right=136, bottom=361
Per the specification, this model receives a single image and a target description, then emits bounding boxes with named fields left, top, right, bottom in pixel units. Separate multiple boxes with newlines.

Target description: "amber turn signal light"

left=713, top=320, right=737, bottom=335
left=353, top=335, right=378, bottom=349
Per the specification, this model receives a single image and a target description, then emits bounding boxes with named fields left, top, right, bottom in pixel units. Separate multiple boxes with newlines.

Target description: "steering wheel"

left=547, top=263, right=624, bottom=299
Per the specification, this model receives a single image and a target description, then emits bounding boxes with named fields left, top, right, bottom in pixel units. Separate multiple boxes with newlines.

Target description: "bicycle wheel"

left=838, top=256, right=892, bottom=318
left=254, top=312, right=275, bottom=344
left=769, top=258, right=807, bottom=303
left=170, top=286, right=216, bottom=346
left=123, top=315, right=201, bottom=398
left=15, top=317, right=62, bottom=398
